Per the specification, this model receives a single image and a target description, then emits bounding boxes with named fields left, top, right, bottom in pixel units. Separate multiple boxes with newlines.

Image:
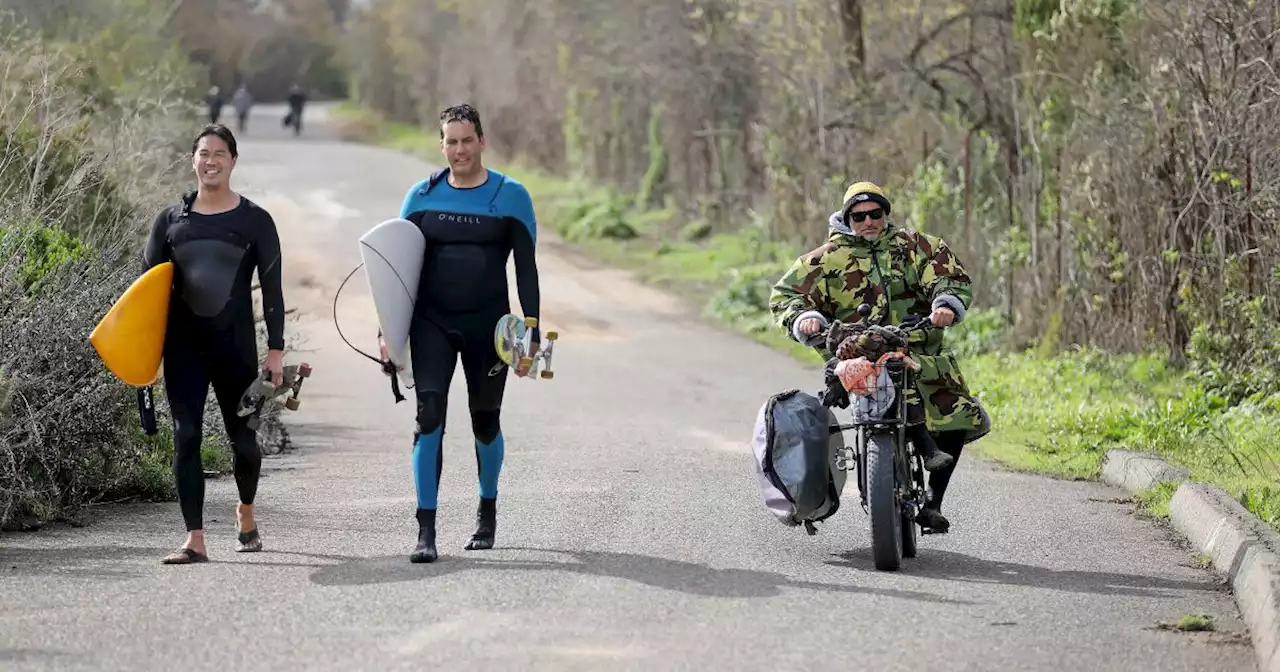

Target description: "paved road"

left=0, top=103, right=1257, bottom=671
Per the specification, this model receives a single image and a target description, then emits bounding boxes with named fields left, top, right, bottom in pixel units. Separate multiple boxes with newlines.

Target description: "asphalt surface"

left=0, top=103, right=1258, bottom=671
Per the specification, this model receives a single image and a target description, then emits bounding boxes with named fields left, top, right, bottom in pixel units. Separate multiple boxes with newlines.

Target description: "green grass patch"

left=93, top=427, right=233, bottom=505
left=967, top=348, right=1280, bottom=529
left=1135, top=481, right=1178, bottom=520
left=330, top=102, right=439, bottom=155
left=334, top=101, right=1280, bottom=533
left=1158, top=613, right=1216, bottom=633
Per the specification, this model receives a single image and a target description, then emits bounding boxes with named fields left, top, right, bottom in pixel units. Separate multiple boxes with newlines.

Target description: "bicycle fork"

left=833, top=427, right=876, bottom=513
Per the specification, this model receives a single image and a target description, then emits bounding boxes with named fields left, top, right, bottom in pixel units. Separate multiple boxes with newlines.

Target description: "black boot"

left=909, top=424, right=955, bottom=472
left=464, top=497, right=496, bottom=551
left=921, top=429, right=965, bottom=535
left=411, top=508, right=438, bottom=563
left=917, top=505, right=950, bottom=534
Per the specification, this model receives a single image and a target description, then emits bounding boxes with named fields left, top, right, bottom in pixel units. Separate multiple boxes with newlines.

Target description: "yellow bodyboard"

left=89, top=262, right=174, bottom=387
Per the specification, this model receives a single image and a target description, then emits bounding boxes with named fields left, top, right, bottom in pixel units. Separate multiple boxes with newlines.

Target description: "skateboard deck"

left=493, top=314, right=558, bottom=379
left=236, top=362, right=312, bottom=430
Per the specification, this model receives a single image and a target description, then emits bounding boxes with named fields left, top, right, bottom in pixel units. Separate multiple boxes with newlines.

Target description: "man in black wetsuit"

left=143, top=124, right=287, bottom=565
left=378, top=103, right=541, bottom=563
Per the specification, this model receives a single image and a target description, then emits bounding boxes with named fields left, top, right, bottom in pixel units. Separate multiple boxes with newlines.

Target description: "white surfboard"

left=359, top=218, right=424, bottom=390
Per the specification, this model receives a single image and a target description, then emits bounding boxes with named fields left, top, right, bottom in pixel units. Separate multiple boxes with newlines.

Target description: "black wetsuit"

left=143, top=191, right=285, bottom=531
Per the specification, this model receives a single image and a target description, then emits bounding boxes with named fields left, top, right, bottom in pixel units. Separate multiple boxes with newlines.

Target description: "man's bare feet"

left=161, top=531, right=208, bottom=564
left=236, top=503, right=262, bottom=552
left=237, top=503, right=255, bottom=533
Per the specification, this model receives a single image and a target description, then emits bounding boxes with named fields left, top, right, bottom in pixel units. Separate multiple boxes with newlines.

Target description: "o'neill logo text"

left=434, top=213, right=483, bottom=225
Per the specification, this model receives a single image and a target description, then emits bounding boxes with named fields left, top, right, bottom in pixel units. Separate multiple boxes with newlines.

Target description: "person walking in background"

left=232, top=85, right=253, bottom=134
left=284, top=83, right=307, bottom=137
left=205, top=86, right=223, bottom=125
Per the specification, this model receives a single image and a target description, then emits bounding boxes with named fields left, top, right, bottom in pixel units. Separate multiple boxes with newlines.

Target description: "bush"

left=1183, top=285, right=1280, bottom=406
left=705, top=263, right=782, bottom=335
left=9, top=224, right=93, bottom=295
left=0, top=17, right=245, bottom=530
left=557, top=188, right=639, bottom=242
left=945, top=308, right=1010, bottom=359
left=0, top=225, right=162, bottom=524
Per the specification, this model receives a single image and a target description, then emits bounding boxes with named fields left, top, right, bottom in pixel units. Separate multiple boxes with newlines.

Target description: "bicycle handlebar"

left=797, top=303, right=943, bottom=349
left=809, top=303, right=947, bottom=410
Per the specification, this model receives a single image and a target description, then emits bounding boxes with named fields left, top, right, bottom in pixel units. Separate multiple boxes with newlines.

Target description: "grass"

left=1135, top=481, right=1179, bottom=521
left=116, top=429, right=234, bottom=504
left=1158, top=613, right=1216, bottom=633
left=329, top=102, right=1280, bottom=533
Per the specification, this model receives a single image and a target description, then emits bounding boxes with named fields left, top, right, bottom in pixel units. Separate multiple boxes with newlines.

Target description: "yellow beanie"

left=841, top=181, right=891, bottom=217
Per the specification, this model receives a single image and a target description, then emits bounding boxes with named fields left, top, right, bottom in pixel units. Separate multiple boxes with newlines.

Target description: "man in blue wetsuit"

left=378, top=103, right=541, bottom=564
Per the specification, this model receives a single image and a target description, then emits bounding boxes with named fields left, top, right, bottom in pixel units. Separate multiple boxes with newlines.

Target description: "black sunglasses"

left=848, top=208, right=884, bottom=223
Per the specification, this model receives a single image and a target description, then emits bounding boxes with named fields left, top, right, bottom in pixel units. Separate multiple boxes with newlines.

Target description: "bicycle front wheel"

left=866, top=431, right=903, bottom=571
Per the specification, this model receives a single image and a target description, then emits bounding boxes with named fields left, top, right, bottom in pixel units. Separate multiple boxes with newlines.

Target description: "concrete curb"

left=1100, top=450, right=1191, bottom=493
left=1099, top=449, right=1280, bottom=672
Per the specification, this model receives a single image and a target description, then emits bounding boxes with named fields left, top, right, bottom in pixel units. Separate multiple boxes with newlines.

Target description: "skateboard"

left=493, top=314, right=558, bottom=379
left=236, top=362, right=312, bottom=430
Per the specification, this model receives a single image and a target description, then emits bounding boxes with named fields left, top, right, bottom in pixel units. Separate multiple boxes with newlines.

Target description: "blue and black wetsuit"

left=397, top=167, right=539, bottom=562
left=143, top=190, right=285, bottom=532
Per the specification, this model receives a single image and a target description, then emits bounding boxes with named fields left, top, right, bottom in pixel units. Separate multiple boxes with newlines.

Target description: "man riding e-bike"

left=768, top=181, right=990, bottom=533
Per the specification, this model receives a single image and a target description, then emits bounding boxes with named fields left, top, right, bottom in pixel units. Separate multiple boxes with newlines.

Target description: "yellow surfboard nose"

left=89, top=261, right=173, bottom=387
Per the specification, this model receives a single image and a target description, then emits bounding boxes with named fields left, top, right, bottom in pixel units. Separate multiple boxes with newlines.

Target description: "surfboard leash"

left=333, top=262, right=407, bottom=403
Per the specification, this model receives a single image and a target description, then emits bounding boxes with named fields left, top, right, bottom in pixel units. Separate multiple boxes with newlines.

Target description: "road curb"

left=1100, top=450, right=1280, bottom=671
left=1099, top=450, right=1191, bottom=493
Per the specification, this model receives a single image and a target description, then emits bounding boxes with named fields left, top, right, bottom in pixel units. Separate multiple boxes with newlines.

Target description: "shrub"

left=0, top=17, right=243, bottom=530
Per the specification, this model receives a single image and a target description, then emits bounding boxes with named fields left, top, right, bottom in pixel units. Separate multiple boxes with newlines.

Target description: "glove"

left=834, top=324, right=910, bottom=362
left=825, top=320, right=859, bottom=355
left=818, top=357, right=850, bottom=409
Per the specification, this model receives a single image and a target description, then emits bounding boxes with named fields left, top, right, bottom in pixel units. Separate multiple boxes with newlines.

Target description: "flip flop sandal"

left=161, top=548, right=208, bottom=565
left=236, top=528, right=263, bottom=553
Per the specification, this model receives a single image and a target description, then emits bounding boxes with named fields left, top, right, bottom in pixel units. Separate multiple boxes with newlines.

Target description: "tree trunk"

left=837, top=0, right=865, bottom=82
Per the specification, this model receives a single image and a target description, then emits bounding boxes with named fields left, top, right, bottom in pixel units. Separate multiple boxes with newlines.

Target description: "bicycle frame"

left=832, top=360, right=927, bottom=517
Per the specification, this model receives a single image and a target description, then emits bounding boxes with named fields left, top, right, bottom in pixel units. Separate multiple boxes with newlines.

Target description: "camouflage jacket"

left=768, top=216, right=989, bottom=440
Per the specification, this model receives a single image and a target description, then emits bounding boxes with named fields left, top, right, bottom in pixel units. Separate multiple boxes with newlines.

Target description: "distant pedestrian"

left=205, top=86, right=223, bottom=125
left=284, top=83, right=306, bottom=137
left=232, top=85, right=253, bottom=134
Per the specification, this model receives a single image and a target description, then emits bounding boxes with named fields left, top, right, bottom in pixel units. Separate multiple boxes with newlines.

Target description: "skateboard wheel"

left=546, top=331, right=559, bottom=340
left=540, top=370, right=554, bottom=379
left=524, top=316, right=538, bottom=328
left=299, top=363, right=312, bottom=377
left=285, top=398, right=300, bottom=411
left=518, top=356, right=532, bottom=368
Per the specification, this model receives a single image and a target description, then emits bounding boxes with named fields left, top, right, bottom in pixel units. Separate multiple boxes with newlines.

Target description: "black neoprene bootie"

left=464, top=497, right=496, bottom=551
left=411, top=508, right=438, bottom=563
left=908, top=425, right=955, bottom=472
left=917, top=505, right=950, bottom=534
